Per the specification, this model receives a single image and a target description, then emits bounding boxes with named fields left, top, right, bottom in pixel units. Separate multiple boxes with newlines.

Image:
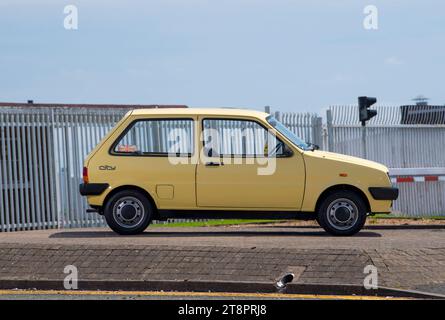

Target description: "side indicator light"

left=83, top=167, right=89, bottom=184
left=339, top=173, right=348, bottom=177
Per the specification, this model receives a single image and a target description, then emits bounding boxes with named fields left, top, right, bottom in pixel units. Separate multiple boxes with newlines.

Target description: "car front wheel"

left=104, top=190, right=153, bottom=235
left=317, top=191, right=367, bottom=236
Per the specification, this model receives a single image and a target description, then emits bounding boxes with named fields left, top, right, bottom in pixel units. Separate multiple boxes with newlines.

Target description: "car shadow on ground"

left=365, top=224, right=445, bottom=230
left=49, top=230, right=381, bottom=238
left=260, top=224, right=445, bottom=230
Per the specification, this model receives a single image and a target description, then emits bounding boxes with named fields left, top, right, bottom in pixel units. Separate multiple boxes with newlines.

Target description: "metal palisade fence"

left=326, top=105, right=445, bottom=167
left=0, top=107, right=128, bottom=231
left=0, top=104, right=444, bottom=232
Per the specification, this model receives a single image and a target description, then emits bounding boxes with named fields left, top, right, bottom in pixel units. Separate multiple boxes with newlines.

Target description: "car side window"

left=202, top=119, right=286, bottom=157
left=113, top=119, right=194, bottom=156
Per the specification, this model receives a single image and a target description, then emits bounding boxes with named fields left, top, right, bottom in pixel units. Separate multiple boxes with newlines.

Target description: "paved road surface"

left=1, top=224, right=444, bottom=250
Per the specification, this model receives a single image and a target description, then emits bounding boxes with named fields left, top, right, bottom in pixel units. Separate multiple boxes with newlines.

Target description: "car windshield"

left=266, top=115, right=311, bottom=150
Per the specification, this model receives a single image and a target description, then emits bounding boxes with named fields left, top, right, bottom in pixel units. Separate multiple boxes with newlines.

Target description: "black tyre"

left=104, top=190, right=153, bottom=235
left=317, top=191, right=367, bottom=236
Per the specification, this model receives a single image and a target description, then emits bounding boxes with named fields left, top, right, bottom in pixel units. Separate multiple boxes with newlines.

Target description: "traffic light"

left=358, top=96, right=377, bottom=125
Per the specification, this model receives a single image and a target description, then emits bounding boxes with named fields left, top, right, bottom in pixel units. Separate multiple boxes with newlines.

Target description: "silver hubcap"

left=113, top=196, right=145, bottom=229
left=326, top=198, right=359, bottom=231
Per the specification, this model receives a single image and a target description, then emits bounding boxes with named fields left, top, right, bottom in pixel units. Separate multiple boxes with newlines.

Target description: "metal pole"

left=313, top=116, right=323, bottom=147
left=326, top=109, right=333, bottom=152
left=361, top=123, right=367, bottom=159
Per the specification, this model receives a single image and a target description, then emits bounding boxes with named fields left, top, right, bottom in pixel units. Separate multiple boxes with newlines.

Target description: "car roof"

left=130, top=108, right=269, bottom=119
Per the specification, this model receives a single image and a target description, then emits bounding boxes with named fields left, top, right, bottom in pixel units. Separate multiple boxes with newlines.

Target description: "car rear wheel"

left=317, top=191, right=367, bottom=236
left=104, top=190, right=153, bottom=235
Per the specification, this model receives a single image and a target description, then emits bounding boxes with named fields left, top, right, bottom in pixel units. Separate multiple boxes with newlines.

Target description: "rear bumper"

left=79, top=183, right=109, bottom=196
left=368, top=187, right=399, bottom=201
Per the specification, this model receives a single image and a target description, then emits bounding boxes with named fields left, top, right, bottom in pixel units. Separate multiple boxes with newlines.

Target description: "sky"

left=0, top=0, right=444, bottom=113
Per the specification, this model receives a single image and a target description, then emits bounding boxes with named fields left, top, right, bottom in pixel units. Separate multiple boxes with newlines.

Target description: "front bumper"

left=79, top=183, right=109, bottom=196
left=368, top=187, right=399, bottom=200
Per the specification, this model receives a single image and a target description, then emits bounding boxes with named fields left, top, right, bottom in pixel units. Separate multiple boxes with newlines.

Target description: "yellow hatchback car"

left=80, top=108, right=398, bottom=236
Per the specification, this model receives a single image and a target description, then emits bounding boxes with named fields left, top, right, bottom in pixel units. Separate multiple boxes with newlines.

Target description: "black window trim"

left=109, top=117, right=195, bottom=158
left=201, top=117, right=293, bottom=159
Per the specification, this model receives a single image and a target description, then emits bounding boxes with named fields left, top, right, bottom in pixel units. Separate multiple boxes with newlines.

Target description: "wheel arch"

left=315, top=184, right=371, bottom=214
left=103, top=185, right=159, bottom=217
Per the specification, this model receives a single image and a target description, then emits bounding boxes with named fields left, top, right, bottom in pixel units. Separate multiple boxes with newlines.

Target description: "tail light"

left=83, top=167, right=89, bottom=184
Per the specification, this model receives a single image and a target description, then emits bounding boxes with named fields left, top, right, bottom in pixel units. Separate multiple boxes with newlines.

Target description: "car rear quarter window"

left=112, top=119, right=193, bottom=156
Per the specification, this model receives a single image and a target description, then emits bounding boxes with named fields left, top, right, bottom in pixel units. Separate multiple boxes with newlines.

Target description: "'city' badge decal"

left=99, top=165, right=116, bottom=171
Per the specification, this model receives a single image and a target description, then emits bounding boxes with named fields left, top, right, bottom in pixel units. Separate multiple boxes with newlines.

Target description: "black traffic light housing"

left=358, top=96, right=377, bottom=126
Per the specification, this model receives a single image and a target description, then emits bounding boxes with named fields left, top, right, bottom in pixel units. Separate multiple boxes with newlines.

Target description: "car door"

left=196, top=117, right=305, bottom=209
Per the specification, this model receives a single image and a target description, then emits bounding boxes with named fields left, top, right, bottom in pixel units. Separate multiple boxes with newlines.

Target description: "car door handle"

left=205, top=162, right=223, bottom=167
